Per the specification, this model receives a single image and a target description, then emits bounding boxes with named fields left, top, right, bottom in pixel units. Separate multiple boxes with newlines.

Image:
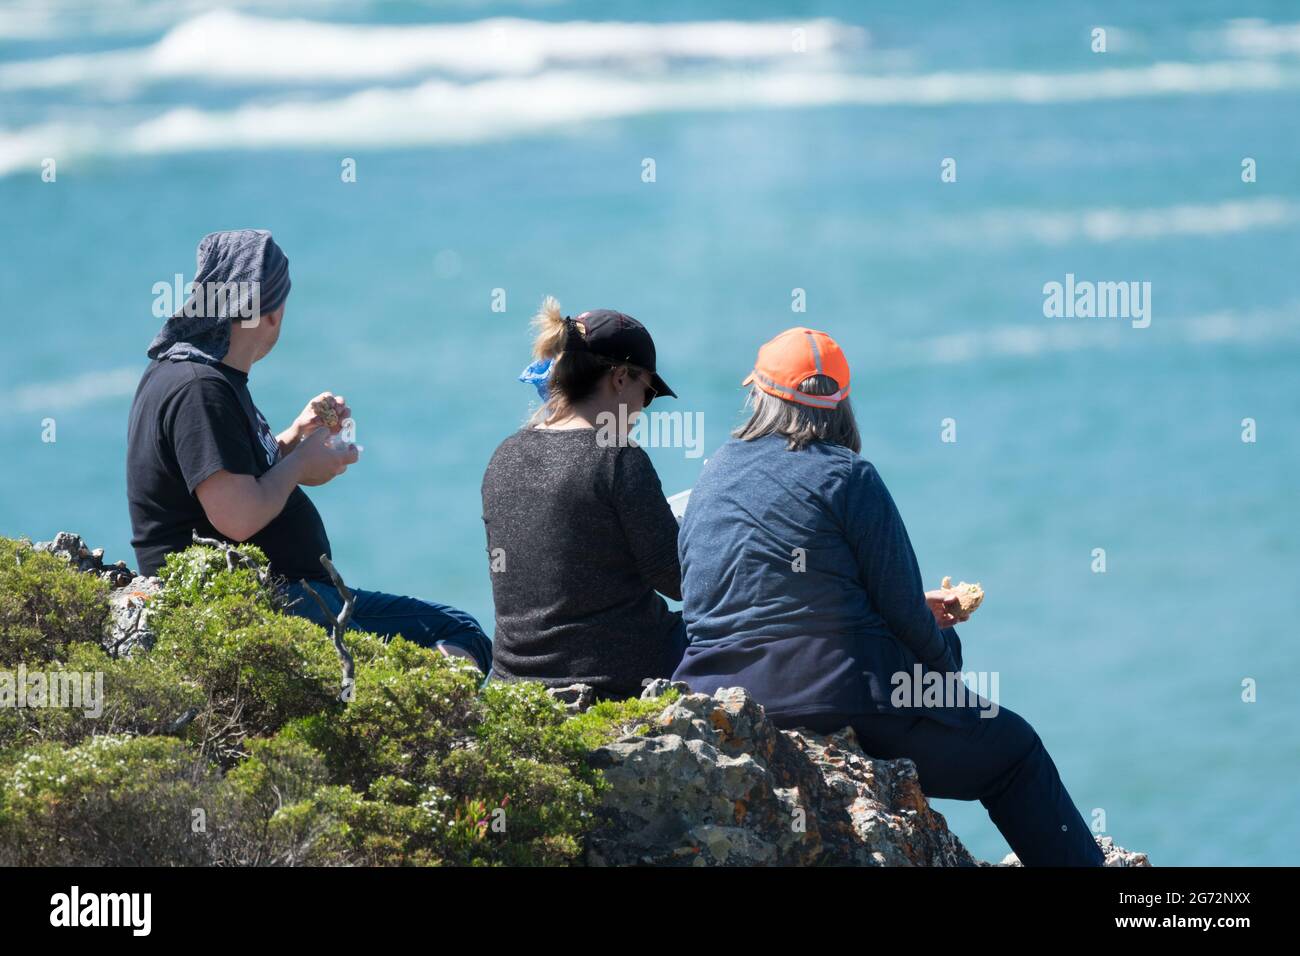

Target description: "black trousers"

left=787, top=705, right=1105, bottom=866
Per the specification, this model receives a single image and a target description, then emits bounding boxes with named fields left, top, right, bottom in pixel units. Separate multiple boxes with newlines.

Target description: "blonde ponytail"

left=531, top=295, right=567, bottom=360
left=526, top=295, right=618, bottom=426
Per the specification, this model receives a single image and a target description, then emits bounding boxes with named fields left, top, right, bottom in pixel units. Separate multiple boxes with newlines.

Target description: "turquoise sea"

left=2, top=0, right=1297, bottom=864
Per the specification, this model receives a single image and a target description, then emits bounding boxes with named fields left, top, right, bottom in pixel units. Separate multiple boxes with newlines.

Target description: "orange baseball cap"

left=742, top=327, right=851, bottom=408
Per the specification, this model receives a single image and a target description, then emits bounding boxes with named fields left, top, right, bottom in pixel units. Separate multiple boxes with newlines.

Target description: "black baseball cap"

left=573, top=309, right=677, bottom=401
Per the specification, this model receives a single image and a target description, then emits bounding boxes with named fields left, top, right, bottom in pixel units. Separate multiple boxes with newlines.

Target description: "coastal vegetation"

left=0, top=536, right=670, bottom=866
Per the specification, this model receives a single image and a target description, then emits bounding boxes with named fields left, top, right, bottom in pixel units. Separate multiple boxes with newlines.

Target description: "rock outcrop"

left=33, top=531, right=161, bottom=657
left=1001, top=837, right=1149, bottom=867
left=584, top=681, right=1150, bottom=867
left=34, top=530, right=136, bottom=587
left=546, top=683, right=597, bottom=714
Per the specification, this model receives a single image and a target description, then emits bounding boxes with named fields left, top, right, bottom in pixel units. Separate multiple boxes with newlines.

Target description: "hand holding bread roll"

left=940, top=575, right=984, bottom=615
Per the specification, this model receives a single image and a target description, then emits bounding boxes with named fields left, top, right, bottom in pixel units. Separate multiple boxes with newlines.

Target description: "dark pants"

left=789, top=705, right=1105, bottom=866
left=280, top=581, right=492, bottom=675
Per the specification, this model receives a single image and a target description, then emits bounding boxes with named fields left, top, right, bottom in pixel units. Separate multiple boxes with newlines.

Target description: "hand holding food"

left=311, top=396, right=341, bottom=429
left=289, top=392, right=350, bottom=439
left=315, top=398, right=363, bottom=454
left=940, top=575, right=984, bottom=615
left=283, top=393, right=359, bottom=455
left=309, top=393, right=352, bottom=432
left=925, top=576, right=984, bottom=626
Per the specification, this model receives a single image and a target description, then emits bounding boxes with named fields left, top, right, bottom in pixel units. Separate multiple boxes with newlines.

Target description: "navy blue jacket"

left=672, top=435, right=964, bottom=726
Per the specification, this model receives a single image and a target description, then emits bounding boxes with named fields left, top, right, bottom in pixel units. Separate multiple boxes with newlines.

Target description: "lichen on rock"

left=30, top=531, right=161, bottom=657
left=585, top=684, right=979, bottom=866
left=585, top=684, right=1149, bottom=866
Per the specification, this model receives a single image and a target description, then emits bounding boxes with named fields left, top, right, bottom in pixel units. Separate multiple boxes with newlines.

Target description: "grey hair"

left=733, top=374, right=861, bottom=453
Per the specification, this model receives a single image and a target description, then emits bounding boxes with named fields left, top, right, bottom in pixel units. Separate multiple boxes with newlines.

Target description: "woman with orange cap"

left=672, top=327, right=1105, bottom=866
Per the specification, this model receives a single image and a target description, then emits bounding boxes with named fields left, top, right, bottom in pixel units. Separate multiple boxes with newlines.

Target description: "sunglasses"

left=608, top=362, right=657, bottom=407
left=638, top=369, right=658, bottom=407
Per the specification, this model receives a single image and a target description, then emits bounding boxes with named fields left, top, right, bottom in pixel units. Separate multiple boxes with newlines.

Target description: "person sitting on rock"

left=671, top=327, right=1105, bottom=866
left=125, top=228, right=491, bottom=672
left=480, top=297, right=685, bottom=699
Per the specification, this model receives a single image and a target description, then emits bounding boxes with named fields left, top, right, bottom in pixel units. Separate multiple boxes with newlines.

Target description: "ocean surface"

left=2, top=0, right=1297, bottom=865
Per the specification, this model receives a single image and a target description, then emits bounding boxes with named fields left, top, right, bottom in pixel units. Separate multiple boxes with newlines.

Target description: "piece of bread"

left=312, top=397, right=340, bottom=429
left=941, top=575, right=985, bottom=614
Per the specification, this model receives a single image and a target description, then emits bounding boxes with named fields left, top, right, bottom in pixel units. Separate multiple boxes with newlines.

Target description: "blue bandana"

left=518, top=357, right=553, bottom=401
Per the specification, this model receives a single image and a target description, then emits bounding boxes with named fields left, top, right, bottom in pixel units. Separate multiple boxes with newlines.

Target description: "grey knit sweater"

left=481, top=426, right=684, bottom=698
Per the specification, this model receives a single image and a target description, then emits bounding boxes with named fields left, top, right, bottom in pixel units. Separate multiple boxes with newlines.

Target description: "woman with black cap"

left=480, top=296, right=684, bottom=700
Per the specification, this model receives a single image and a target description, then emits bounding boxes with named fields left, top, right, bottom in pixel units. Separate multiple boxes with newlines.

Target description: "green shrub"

left=0, top=538, right=669, bottom=866
left=0, top=538, right=108, bottom=665
left=559, top=690, right=681, bottom=751
left=0, top=735, right=215, bottom=866
left=213, top=736, right=352, bottom=866
left=0, top=643, right=204, bottom=756
left=310, top=781, right=441, bottom=866
left=149, top=593, right=344, bottom=765
left=153, top=542, right=278, bottom=612
left=284, top=635, right=481, bottom=792
left=435, top=680, right=599, bottom=866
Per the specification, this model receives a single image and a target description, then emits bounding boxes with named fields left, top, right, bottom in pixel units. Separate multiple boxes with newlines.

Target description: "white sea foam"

left=4, top=55, right=1299, bottom=177
left=8, top=367, right=141, bottom=413
left=942, top=199, right=1300, bottom=247
left=1219, top=19, right=1300, bottom=57
left=0, top=0, right=377, bottom=40
left=0, top=11, right=861, bottom=89
left=896, top=306, right=1300, bottom=368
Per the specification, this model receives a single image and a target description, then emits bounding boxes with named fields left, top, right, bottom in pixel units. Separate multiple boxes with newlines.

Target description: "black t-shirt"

left=126, top=356, right=332, bottom=581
